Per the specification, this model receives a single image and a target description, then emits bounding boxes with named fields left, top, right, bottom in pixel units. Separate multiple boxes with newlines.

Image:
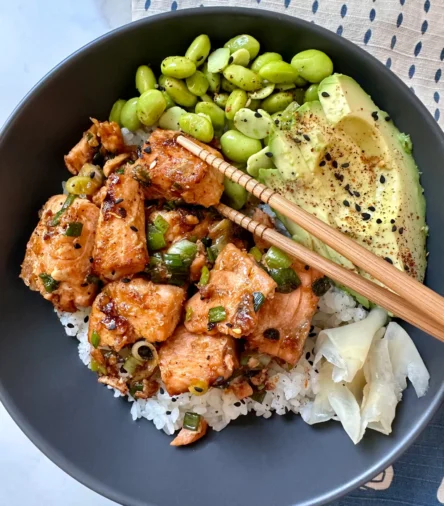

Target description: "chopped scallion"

left=65, top=222, right=83, bottom=237
left=153, top=214, right=169, bottom=233
left=90, top=358, right=107, bottom=375
left=312, top=277, right=331, bottom=297
left=38, top=273, right=60, bottom=293
left=252, top=292, right=265, bottom=312
left=208, top=306, right=226, bottom=323
left=147, top=224, right=166, bottom=251
left=49, top=194, right=77, bottom=226
left=183, top=411, right=202, bottom=431
left=250, top=390, right=266, bottom=403
left=168, top=239, right=198, bottom=264
left=185, top=306, right=193, bottom=322
left=249, top=246, right=262, bottom=263
left=264, top=246, right=292, bottom=269
left=123, top=356, right=143, bottom=375
left=267, top=267, right=301, bottom=293
left=91, top=330, right=100, bottom=348
left=206, top=246, right=217, bottom=263
left=199, top=265, right=210, bottom=286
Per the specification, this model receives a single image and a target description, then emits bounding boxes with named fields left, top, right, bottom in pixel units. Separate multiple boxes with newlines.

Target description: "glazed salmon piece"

left=158, top=326, right=238, bottom=396
left=20, top=195, right=100, bottom=312
left=88, top=278, right=185, bottom=351
left=246, top=261, right=323, bottom=365
left=138, top=129, right=224, bottom=207
left=93, top=172, right=149, bottom=282
left=185, top=244, right=277, bottom=338
left=170, top=418, right=209, bottom=447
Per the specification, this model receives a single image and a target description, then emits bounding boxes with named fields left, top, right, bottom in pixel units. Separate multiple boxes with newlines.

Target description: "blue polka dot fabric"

left=131, top=0, right=444, bottom=503
left=133, top=0, right=444, bottom=128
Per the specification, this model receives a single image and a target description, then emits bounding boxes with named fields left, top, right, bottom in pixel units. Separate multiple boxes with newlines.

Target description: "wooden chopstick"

left=215, top=203, right=444, bottom=342
left=177, top=135, right=444, bottom=329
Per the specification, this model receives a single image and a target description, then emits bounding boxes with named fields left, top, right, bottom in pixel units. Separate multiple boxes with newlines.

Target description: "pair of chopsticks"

left=176, top=135, right=444, bottom=343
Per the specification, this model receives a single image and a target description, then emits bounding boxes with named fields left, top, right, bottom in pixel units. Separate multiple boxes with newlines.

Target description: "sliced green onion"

left=163, top=253, right=185, bottom=269
left=147, top=224, right=166, bottom=251
left=188, top=235, right=198, bottom=243
left=146, top=253, right=188, bottom=286
left=129, top=382, right=144, bottom=397
left=90, top=358, right=107, bottom=375
left=249, top=246, right=262, bottom=263
left=199, top=265, right=210, bottom=286
left=163, top=201, right=176, bottom=210
left=65, top=222, right=83, bottom=237
left=312, top=277, right=331, bottom=297
left=153, top=214, right=169, bottom=233
left=252, top=292, right=265, bottom=312
left=183, top=411, right=202, bottom=431
left=115, top=167, right=125, bottom=175
left=264, top=246, right=292, bottom=269
left=206, top=246, right=217, bottom=263
left=185, top=306, right=193, bottom=322
left=201, top=236, right=212, bottom=248
left=91, top=330, right=100, bottom=348
left=168, top=239, right=198, bottom=264
left=268, top=267, right=301, bottom=293
left=208, top=306, right=226, bottom=323
left=38, top=273, right=60, bottom=293
left=49, top=194, right=77, bottom=226
left=250, top=390, right=266, bottom=403
left=132, top=164, right=151, bottom=187
left=123, top=356, right=143, bottom=375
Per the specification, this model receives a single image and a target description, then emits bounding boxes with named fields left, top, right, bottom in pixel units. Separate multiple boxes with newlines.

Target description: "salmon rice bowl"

left=21, top=33, right=430, bottom=447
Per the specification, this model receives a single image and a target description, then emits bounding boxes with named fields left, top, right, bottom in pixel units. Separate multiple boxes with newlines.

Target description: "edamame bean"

left=220, top=130, right=262, bottom=162
left=179, top=112, right=214, bottom=143
left=230, top=48, right=250, bottom=66
left=304, top=84, right=319, bottom=103
left=261, top=91, right=295, bottom=114
left=196, top=102, right=225, bottom=131
left=185, top=34, right=211, bottom=66
left=136, top=89, right=167, bottom=126
left=135, top=65, right=157, bottom=94
left=258, top=61, right=299, bottom=84
left=250, top=52, right=282, bottom=73
left=221, top=77, right=237, bottom=92
left=159, top=106, right=186, bottom=130
left=247, top=146, right=276, bottom=177
left=161, top=56, right=196, bottom=79
left=200, top=94, right=213, bottom=103
left=249, top=83, right=275, bottom=100
left=66, top=176, right=99, bottom=196
left=294, top=75, right=308, bottom=87
left=109, top=99, right=126, bottom=126
left=275, top=83, right=296, bottom=91
left=224, top=34, right=260, bottom=59
left=162, top=91, right=175, bottom=109
left=290, top=49, right=333, bottom=83
left=225, top=89, right=248, bottom=120
left=120, top=97, right=141, bottom=131
left=233, top=108, right=272, bottom=139
left=214, top=92, right=229, bottom=108
left=162, top=76, right=198, bottom=108
left=223, top=65, right=262, bottom=92
left=202, top=63, right=221, bottom=93
left=223, top=178, right=248, bottom=210
left=186, top=71, right=209, bottom=96
left=208, top=48, right=231, bottom=74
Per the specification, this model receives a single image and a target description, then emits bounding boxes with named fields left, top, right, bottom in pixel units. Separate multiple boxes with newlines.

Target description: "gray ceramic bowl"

left=0, top=8, right=443, bottom=506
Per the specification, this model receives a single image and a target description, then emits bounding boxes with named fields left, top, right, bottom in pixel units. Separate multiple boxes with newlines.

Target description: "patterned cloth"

left=131, top=1, right=444, bottom=502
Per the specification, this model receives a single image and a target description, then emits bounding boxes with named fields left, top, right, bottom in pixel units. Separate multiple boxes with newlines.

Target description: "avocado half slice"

left=263, top=74, right=427, bottom=285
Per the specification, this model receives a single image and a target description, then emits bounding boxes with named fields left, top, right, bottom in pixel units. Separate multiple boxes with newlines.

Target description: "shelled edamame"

left=108, top=33, right=334, bottom=209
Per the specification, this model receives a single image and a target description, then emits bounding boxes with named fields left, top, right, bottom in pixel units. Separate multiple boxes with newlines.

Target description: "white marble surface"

left=0, top=1, right=129, bottom=504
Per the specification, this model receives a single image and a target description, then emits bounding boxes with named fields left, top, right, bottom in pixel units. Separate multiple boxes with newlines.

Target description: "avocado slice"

left=264, top=73, right=427, bottom=283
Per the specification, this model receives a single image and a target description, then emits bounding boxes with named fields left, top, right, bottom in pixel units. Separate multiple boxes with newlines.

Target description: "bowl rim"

left=1, top=7, right=443, bottom=506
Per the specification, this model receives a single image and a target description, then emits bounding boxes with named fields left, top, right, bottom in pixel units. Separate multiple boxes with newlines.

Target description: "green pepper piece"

left=38, top=273, right=60, bottom=293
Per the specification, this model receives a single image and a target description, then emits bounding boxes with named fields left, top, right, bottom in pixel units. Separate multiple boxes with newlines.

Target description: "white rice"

left=57, top=286, right=367, bottom=436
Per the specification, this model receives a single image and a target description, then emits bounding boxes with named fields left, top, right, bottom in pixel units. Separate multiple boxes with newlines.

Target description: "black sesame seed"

left=89, top=257, right=94, bottom=263
left=115, top=198, right=124, bottom=204
left=384, top=257, right=393, bottom=264
left=254, top=112, right=262, bottom=118
left=399, top=227, right=404, bottom=235
left=90, top=171, right=96, bottom=179
left=144, top=146, right=152, bottom=154
left=172, top=397, right=176, bottom=402
left=293, top=137, right=301, bottom=143
left=305, top=352, right=311, bottom=360
left=355, top=204, right=362, bottom=212
left=118, top=208, right=127, bottom=218
left=380, top=175, right=386, bottom=184
left=166, top=410, right=171, bottom=415
left=332, top=160, right=338, bottom=168
left=303, top=134, right=311, bottom=141
left=308, top=360, right=314, bottom=366
left=234, top=402, right=241, bottom=407
left=67, top=323, right=74, bottom=328
left=84, top=316, right=89, bottom=323
left=325, top=152, right=332, bottom=161
left=353, top=191, right=360, bottom=197
left=264, top=328, right=280, bottom=340
left=226, top=322, right=233, bottom=328
left=304, top=265, right=310, bottom=270
left=321, top=91, right=330, bottom=97
left=160, top=388, right=165, bottom=395
left=74, top=243, right=81, bottom=249
left=343, top=200, right=350, bottom=207
left=334, top=173, right=344, bottom=182
left=376, top=218, right=382, bottom=224
left=385, top=116, right=391, bottom=122
left=130, top=225, right=138, bottom=232
left=194, top=386, right=204, bottom=393
left=274, top=119, right=280, bottom=125
left=371, top=111, right=379, bottom=120
left=368, top=206, right=376, bottom=212
left=319, top=160, right=326, bottom=167
left=392, top=225, right=397, bottom=232
left=362, top=213, right=371, bottom=221
left=208, top=322, right=216, bottom=331
left=228, top=56, right=234, bottom=64
left=80, top=282, right=88, bottom=287
left=265, top=152, right=273, bottom=158
left=341, top=162, right=350, bottom=168
left=310, top=325, right=314, bottom=332
left=390, top=219, right=395, bottom=224
left=309, top=332, right=317, bottom=337
left=122, top=278, right=131, bottom=283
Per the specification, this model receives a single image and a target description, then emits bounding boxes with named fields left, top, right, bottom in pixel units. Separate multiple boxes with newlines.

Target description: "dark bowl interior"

left=1, top=8, right=443, bottom=506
